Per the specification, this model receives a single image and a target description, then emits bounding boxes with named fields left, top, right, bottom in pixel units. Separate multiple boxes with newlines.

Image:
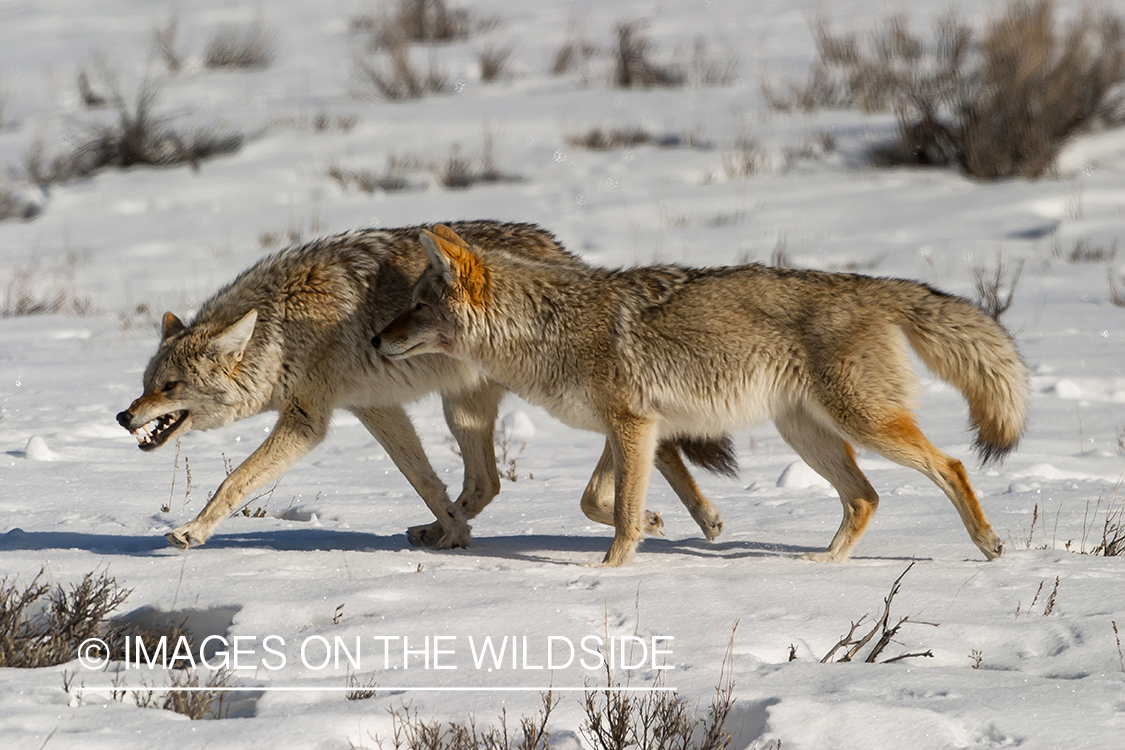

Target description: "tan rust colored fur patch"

left=283, top=264, right=341, bottom=324
left=432, top=224, right=472, bottom=249
left=884, top=413, right=930, bottom=453
left=845, top=498, right=877, bottom=536
left=944, top=457, right=987, bottom=525
left=131, top=392, right=169, bottom=412
left=885, top=412, right=989, bottom=531
left=456, top=251, right=490, bottom=309
left=428, top=229, right=491, bottom=310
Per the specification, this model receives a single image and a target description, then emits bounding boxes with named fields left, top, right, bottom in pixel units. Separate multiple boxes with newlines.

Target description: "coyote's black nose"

left=116, top=410, right=132, bottom=429
left=371, top=335, right=382, bottom=350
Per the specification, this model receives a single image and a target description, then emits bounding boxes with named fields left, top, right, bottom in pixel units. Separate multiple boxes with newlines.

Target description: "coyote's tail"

left=895, top=282, right=1028, bottom=464
left=672, top=435, right=739, bottom=478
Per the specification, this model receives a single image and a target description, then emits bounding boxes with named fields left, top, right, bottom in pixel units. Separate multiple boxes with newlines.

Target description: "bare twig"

left=1113, top=621, right=1124, bottom=672
left=970, top=250, right=1024, bottom=320
left=820, top=561, right=934, bottom=664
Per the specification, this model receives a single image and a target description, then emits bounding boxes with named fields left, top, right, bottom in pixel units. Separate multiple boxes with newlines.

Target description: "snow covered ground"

left=1, top=1, right=1124, bottom=748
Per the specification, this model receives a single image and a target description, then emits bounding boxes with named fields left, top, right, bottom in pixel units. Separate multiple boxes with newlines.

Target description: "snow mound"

left=20, top=436, right=59, bottom=461
left=777, top=461, right=832, bottom=489
left=49, top=329, right=92, bottom=340
left=501, top=410, right=536, bottom=440
left=1050, top=379, right=1083, bottom=399
left=280, top=506, right=319, bottom=523
left=1016, top=463, right=1070, bottom=480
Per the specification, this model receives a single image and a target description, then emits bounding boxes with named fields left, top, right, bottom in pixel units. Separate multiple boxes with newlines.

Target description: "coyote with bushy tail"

left=375, top=225, right=1028, bottom=566
left=116, top=221, right=734, bottom=551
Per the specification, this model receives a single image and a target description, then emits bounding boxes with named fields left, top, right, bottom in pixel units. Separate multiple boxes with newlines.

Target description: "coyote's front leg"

left=593, top=413, right=657, bottom=567
left=351, top=405, right=472, bottom=549
left=166, top=402, right=330, bottom=549
left=404, top=381, right=504, bottom=548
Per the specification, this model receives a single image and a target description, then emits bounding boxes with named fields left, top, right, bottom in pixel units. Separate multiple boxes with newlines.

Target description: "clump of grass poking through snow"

left=970, top=250, right=1024, bottom=320
left=582, top=624, right=737, bottom=750
left=478, top=43, right=514, bottom=82
left=204, top=17, right=275, bottom=70
left=345, top=670, right=378, bottom=701
left=1, top=258, right=94, bottom=317
left=24, top=78, right=242, bottom=188
left=767, top=1, right=1125, bottom=179
left=0, top=569, right=131, bottom=668
left=128, top=667, right=235, bottom=720
left=1015, top=576, right=1061, bottom=618
left=611, top=20, right=684, bottom=88
left=378, top=690, right=557, bottom=750
left=1060, top=480, right=1125, bottom=556
left=352, top=42, right=448, bottom=101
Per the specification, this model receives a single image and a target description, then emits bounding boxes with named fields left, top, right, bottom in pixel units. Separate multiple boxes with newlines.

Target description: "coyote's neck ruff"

left=376, top=225, right=1028, bottom=567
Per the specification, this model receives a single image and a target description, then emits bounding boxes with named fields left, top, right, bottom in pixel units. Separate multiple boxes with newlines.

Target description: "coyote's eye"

left=413, top=302, right=427, bottom=312
left=162, top=381, right=179, bottom=393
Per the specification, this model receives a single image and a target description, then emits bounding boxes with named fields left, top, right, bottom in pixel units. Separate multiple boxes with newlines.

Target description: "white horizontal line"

left=77, top=686, right=676, bottom=693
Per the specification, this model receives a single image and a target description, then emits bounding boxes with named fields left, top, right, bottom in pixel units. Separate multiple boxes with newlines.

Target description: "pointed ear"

left=211, top=310, right=257, bottom=362
left=420, top=230, right=456, bottom=283
left=420, top=228, right=489, bottom=306
left=431, top=224, right=471, bottom=249
left=161, top=312, right=185, bottom=341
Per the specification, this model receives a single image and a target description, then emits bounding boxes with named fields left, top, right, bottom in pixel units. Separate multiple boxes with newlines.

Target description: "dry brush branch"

left=774, top=1, right=1125, bottom=179
left=819, top=561, right=936, bottom=664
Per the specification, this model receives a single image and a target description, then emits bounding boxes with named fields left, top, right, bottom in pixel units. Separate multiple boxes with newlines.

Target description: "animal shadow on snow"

left=437, top=532, right=836, bottom=564
left=0, top=527, right=411, bottom=555
left=0, top=527, right=925, bottom=563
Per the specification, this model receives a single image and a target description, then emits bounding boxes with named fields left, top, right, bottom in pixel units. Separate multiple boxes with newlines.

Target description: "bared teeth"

left=129, top=410, right=186, bottom=449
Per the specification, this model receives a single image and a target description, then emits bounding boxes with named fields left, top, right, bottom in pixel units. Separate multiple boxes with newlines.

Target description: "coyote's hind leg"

left=581, top=441, right=665, bottom=537
left=775, top=406, right=879, bottom=563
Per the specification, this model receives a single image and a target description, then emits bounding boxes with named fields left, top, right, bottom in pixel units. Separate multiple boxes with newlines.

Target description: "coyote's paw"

left=434, top=527, right=473, bottom=550
left=979, top=533, right=1004, bottom=560
left=799, top=550, right=845, bottom=563
left=643, top=511, right=665, bottom=538
left=583, top=556, right=631, bottom=569
left=700, top=517, right=724, bottom=541
left=586, top=539, right=639, bottom=568
left=697, top=512, right=724, bottom=541
left=166, top=523, right=208, bottom=550
left=406, top=521, right=444, bottom=548
left=435, top=513, right=474, bottom=550
left=686, top=503, right=724, bottom=541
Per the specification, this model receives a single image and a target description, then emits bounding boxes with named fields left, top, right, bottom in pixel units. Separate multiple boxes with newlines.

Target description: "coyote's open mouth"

left=130, top=411, right=188, bottom=452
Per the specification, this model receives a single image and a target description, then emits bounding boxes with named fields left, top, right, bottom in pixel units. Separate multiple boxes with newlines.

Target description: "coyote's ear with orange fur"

left=419, top=227, right=491, bottom=306
left=431, top=224, right=472, bottom=249
left=420, top=229, right=457, bottom=283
